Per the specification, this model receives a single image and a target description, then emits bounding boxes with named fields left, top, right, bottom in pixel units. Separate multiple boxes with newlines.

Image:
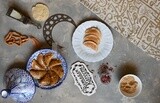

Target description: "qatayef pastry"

left=50, top=65, right=64, bottom=78
left=29, top=69, right=46, bottom=79
left=83, top=40, right=98, bottom=51
left=39, top=74, right=51, bottom=86
left=44, top=52, right=53, bottom=66
left=49, top=71, right=60, bottom=85
left=85, top=27, right=101, bottom=39
left=29, top=52, right=64, bottom=86
left=84, top=34, right=100, bottom=45
left=32, top=59, right=44, bottom=70
left=37, top=53, right=46, bottom=68
left=49, top=59, right=61, bottom=68
left=83, top=27, right=101, bottom=52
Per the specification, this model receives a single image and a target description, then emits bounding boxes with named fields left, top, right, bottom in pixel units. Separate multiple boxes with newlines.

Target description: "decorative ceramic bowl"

left=1, top=68, right=36, bottom=103
left=26, top=49, right=68, bottom=89
left=118, top=74, right=142, bottom=98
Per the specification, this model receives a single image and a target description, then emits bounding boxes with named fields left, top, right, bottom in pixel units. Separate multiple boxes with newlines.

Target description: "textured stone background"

left=0, top=0, right=160, bottom=103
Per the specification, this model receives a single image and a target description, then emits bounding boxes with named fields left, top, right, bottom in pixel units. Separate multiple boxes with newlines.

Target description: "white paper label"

left=70, top=61, right=97, bottom=96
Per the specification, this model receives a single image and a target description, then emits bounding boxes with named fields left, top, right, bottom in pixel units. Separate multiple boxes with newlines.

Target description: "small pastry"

left=84, top=34, right=100, bottom=45
left=83, top=40, right=98, bottom=51
left=50, top=65, right=64, bottom=78
left=85, top=27, right=101, bottom=39
left=38, top=73, right=51, bottom=86
left=44, top=52, right=53, bottom=66
left=29, top=69, right=46, bottom=79
left=49, top=59, right=61, bottom=68
left=49, top=71, right=60, bottom=85
left=37, top=53, right=46, bottom=68
left=32, top=59, right=44, bottom=70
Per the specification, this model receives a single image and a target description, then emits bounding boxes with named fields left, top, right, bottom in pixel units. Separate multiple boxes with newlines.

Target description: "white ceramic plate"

left=72, top=20, right=113, bottom=62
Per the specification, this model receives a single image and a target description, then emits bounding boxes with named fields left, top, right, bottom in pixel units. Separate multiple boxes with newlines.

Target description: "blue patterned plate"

left=1, top=68, right=36, bottom=103
left=26, top=49, right=68, bottom=89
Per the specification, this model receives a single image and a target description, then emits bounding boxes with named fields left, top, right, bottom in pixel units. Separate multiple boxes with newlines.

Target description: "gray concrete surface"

left=0, top=0, right=160, bottom=103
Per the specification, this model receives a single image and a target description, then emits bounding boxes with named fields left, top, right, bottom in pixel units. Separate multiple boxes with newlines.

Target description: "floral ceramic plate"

left=26, top=49, right=68, bottom=89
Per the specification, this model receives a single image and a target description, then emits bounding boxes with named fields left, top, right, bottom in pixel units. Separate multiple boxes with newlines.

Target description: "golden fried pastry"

left=49, top=59, right=61, bottom=68
left=49, top=71, right=60, bottom=85
left=30, top=69, right=46, bottom=79
left=85, top=27, right=101, bottom=39
left=44, top=52, right=54, bottom=66
left=32, top=59, right=44, bottom=70
left=84, top=34, right=101, bottom=41
left=83, top=40, right=98, bottom=51
left=39, top=73, right=51, bottom=86
left=83, top=27, right=101, bottom=52
left=50, top=65, right=64, bottom=78
left=37, top=53, right=46, bottom=68
left=84, top=35, right=100, bottom=45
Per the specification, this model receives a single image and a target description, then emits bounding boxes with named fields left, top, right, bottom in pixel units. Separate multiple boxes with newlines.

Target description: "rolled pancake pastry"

left=83, top=27, right=101, bottom=52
